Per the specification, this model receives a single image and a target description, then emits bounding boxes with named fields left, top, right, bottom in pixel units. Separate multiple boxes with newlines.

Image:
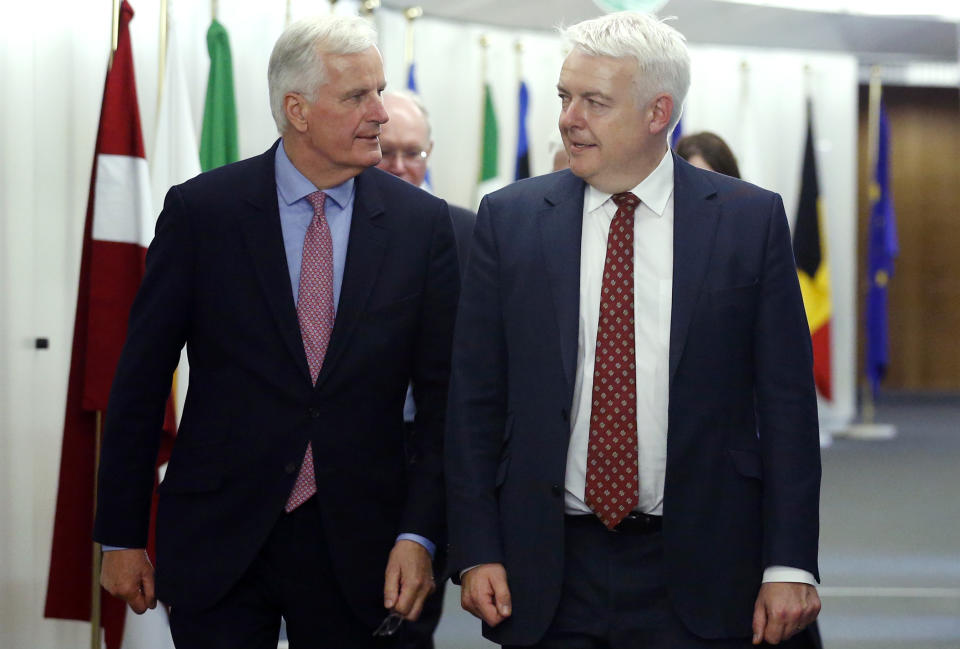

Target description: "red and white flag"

left=45, top=3, right=175, bottom=647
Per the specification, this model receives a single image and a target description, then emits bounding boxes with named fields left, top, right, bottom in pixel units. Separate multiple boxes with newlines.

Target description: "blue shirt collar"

left=275, top=139, right=355, bottom=209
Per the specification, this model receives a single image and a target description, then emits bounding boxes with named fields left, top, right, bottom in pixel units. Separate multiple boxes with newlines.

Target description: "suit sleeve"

left=402, top=198, right=460, bottom=545
left=93, top=186, right=195, bottom=548
left=754, top=194, right=821, bottom=581
left=444, top=196, right=509, bottom=578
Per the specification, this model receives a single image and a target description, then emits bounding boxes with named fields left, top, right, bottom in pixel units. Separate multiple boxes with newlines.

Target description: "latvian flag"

left=792, top=102, right=832, bottom=400
left=45, top=3, right=174, bottom=647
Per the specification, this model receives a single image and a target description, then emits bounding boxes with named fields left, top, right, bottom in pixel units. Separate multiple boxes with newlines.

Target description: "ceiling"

left=379, top=0, right=960, bottom=64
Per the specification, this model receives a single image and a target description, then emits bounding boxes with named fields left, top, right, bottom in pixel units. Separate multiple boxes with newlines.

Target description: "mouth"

left=568, top=141, right=596, bottom=153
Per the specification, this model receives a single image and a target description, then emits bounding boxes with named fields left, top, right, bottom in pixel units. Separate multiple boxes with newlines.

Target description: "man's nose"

left=559, top=100, right=583, bottom=129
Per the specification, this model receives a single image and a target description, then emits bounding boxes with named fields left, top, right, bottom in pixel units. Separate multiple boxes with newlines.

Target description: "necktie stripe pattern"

left=585, top=192, right=640, bottom=530
left=286, top=191, right=334, bottom=512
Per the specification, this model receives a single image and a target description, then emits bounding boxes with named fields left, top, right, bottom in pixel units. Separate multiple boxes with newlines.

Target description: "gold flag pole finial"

left=285, top=0, right=292, bottom=27
left=361, top=0, right=381, bottom=16
left=329, top=0, right=338, bottom=11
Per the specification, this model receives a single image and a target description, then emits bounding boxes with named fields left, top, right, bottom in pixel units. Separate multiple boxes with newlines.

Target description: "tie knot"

left=307, top=191, right=326, bottom=216
left=612, top=192, right=640, bottom=213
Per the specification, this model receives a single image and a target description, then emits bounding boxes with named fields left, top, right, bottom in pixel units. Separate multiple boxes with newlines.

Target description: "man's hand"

left=752, top=582, right=821, bottom=645
left=383, top=540, right=435, bottom=621
left=100, top=548, right=157, bottom=614
left=460, top=563, right=512, bottom=627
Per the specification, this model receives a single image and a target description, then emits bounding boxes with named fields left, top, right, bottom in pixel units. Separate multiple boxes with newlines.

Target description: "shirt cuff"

left=396, top=533, right=435, bottom=558
left=762, top=566, right=817, bottom=586
left=100, top=545, right=131, bottom=552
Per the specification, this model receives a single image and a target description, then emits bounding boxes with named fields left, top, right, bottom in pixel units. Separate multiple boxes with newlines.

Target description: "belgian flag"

left=793, top=102, right=832, bottom=400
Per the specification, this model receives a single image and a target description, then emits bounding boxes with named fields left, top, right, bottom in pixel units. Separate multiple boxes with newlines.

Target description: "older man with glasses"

left=376, top=89, right=477, bottom=649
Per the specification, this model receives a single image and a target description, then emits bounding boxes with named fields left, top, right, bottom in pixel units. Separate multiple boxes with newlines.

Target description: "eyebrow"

left=556, top=85, right=613, bottom=103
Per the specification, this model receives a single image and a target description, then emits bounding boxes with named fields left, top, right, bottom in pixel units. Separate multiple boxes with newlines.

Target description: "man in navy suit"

left=446, top=11, right=821, bottom=649
left=94, top=14, right=458, bottom=648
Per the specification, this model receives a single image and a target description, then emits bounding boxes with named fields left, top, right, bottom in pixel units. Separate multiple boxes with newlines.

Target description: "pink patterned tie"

left=584, top=192, right=640, bottom=529
left=285, top=191, right=335, bottom=512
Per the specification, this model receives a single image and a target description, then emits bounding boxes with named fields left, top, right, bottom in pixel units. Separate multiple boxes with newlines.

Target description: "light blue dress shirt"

left=274, top=142, right=434, bottom=557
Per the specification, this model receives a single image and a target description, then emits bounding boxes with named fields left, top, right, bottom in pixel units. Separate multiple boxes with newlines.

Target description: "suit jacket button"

left=551, top=484, right=563, bottom=497
left=308, top=407, right=320, bottom=418
left=284, top=461, right=298, bottom=475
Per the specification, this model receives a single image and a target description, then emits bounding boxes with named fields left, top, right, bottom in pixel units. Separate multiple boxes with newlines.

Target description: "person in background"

left=376, top=89, right=476, bottom=649
left=94, top=15, right=458, bottom=648
left=675, top=131, right=742, bottom=178
left=446, top=11, right=821, bottom=649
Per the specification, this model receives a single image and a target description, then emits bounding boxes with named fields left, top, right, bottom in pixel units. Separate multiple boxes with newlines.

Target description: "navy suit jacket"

left=94, top=142, right=460, bottom=626
left=446, top=155, right=820, bottom=645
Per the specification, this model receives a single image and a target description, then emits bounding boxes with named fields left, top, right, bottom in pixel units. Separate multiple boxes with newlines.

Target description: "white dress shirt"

left=563, top=150, right=814, bottom=587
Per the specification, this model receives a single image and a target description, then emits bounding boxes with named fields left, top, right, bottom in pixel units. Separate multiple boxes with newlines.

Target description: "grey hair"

left=267, top=14, right=378, bottom=133
left=383, top=89, right=432, bottom=139
left=561, top=11, right=690, bottom=131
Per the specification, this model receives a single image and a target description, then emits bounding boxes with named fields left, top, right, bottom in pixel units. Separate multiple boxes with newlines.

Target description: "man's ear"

left=648, top=93, right=674, bottom=136
left=285, top=92, right=309, bottom=133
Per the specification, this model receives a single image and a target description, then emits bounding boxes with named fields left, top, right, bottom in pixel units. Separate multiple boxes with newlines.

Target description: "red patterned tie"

left=585, top=192, right=640, bottom=529
left=285, top=191, right=335, bottom=512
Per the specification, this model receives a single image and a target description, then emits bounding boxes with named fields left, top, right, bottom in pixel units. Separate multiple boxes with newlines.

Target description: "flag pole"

left=285, top=0, right=291, bottom=27
left=836, top=66, right=896, bottom=441
left=514, top=39, right=523, bottom=84
left=478, top=34, right=489, bottom=190
left=157, top=0, right=169, bottom=114
left=90, top=411, right=104, bottom=649
left=108, top=0, right=120, bottom=69
left=862, top=66, right=883, bottom=425
left=403, top=6, right=421, bottom=69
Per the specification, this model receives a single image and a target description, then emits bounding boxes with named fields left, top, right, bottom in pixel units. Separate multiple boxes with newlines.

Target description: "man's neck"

left=282, top=136, right=362, bottom=190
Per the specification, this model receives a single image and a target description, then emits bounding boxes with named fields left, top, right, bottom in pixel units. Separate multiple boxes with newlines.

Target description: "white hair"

left=561, top=11, right=690, bottom=131
left=383, top=89, right=432, bottom=139
left=267, top=14, right=378, bottom=133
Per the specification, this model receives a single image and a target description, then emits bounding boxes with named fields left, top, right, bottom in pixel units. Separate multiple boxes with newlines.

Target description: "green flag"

left=199, top=19, right=238, bottom=172
left=479, top=83, right=499, bottom=183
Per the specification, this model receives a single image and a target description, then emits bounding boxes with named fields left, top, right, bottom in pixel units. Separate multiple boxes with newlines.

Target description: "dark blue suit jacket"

left=446, top=155, right=820, bottom=645
left=94, top=142, right=460, bottom=626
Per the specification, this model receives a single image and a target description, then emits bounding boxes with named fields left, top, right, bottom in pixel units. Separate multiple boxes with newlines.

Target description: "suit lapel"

left=237, top=141, right=312, bottom=383
left=669, top=154, right=721, bottom=383
left=315, top=167, right=389, bottom=388
left=538, top=171, right=586, bottom=399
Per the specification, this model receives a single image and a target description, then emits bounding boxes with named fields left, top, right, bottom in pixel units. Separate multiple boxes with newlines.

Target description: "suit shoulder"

left=360, top=166, right=446, bottom=207
left=177, top=150, right=269, bottom=196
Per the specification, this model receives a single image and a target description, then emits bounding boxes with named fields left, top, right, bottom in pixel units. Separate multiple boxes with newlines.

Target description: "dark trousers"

left=168, top=498, right=403, bottom=649
left=506, top=515, right=819, bottom=649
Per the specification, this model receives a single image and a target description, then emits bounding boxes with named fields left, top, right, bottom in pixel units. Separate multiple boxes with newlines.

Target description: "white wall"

left=0, top=1, right=857, bottom=646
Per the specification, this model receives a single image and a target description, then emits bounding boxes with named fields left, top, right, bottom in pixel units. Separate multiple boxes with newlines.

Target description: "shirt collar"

left=275, top=138, right=354, bottom=209
left=584, top=149, right=674, bottom=218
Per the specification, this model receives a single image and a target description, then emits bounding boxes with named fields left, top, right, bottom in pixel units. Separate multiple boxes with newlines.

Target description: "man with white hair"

left=94, top=14, right=458, bottom=648
left=446, top=11, right=821, bottom=648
